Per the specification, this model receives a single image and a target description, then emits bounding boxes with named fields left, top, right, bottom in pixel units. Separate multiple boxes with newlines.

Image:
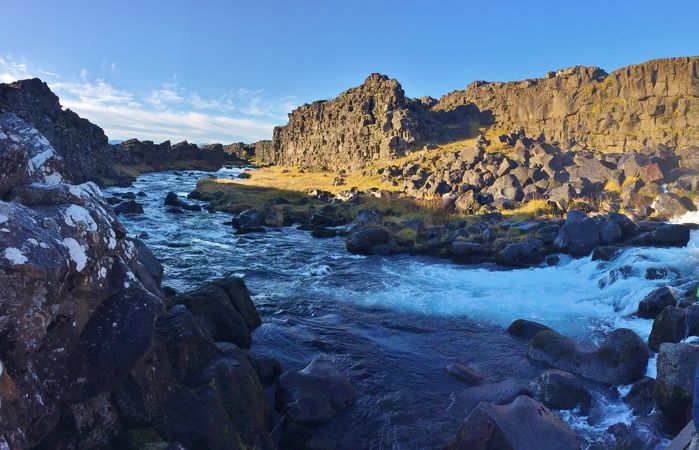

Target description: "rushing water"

left=106, top=168, right=699, bottom=449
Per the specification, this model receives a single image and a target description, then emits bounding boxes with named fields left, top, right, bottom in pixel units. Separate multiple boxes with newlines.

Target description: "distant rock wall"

left=438, top=57, right=699, bottom=152
left=0, top=79, right=244, bottom=186
left=262, top=57, right=699, bottom=171
left=264, top=74, right=482, bottom=171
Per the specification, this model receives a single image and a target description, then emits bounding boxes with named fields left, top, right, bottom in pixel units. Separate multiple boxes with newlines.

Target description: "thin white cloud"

left=0, top=55, right=294, bottom=143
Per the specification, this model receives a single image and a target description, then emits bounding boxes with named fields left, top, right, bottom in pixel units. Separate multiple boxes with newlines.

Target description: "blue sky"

left=1, top=0, right=697, bottom=143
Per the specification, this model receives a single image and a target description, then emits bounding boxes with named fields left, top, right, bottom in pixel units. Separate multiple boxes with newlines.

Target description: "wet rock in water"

left=232, top=209, right=266, bottom=233
left=507, top=319, right=553, bottom=340
left=114, top=200, right=144, bottom=215
left=623, top=377, right=656, bottom=416
left=628, top=223, right=691, bottom=247
left=654, top=342, right=699, bottom=424
left=591, top=245, right=621, bottom=261
left=645, top=267, right=679, bottom=280
left=554, top=210, right=601, bottom=256
left=345, top=226, right=391, bottom=254
left=637, top=286, right=679, bottom=319
left=528, top=328, right=649, bottom=384
left=249, top=355, right=282, bottom=388
left=448, top=378, right=531, bottom=415
left=163, top=191, right=202, bottom=211
left=648, top=306, right=687, bottom=351
left=444, top=395, right=580, bottom=450
left=311, top=227, right=337, bottom=238
left=106, top=196, right=122, bottom=205
left=499, top=238, right=546, bottom=266
left=605, top=419, right=664, bottom=450
left=528, top=369, right=592, bottom=410
left=276, top=359, right=355, bottom=426
left=445, top=363, right=487, bottom=385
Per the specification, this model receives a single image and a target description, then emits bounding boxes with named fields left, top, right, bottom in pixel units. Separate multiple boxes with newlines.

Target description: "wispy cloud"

left=0, top=55, right=295, bottom=143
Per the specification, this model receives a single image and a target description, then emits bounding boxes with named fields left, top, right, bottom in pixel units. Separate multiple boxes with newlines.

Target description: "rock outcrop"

left=0, top=111, right=274, bottom=448
left=263, top=73, right=484, bottom=171
left=259, top=56, right=699, bottom=179
left=438, top=57, right=699, bottom=152
left=0, top=79, right=244, bottom=186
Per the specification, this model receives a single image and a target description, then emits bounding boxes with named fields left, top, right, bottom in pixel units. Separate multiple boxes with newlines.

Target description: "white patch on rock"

left=64, top=205, right=98, bottom=232
left=27, top=238, right=39, bottom=246
left=0, top=213, right=8, bottom=224
left=30, top=149, right=54, bottom=170
left=99, top=267, right=107, bottom=278
left=4, top=247, right=28, bottom=264
left=62, top=238, right=87, bottom=272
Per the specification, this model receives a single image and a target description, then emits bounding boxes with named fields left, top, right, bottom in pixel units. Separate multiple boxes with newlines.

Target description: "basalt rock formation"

left=0, top=112, right=275, bottom=448
left=261, top=56, right=699, bottom=172
left=265, top=73, right=485, bottom=171
left=0, top=79, right=244, bottom=186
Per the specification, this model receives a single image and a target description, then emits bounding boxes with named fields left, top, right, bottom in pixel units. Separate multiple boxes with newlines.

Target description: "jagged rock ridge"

left=262, top=56, right=699, bottom=171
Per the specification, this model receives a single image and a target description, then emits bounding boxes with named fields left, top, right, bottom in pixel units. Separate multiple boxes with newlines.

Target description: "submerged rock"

left=276, top=359, right=355, bottom=426
left=444, top=395, right=580, bottom=450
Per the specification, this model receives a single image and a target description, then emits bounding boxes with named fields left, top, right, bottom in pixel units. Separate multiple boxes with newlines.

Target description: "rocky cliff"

left=438, top=56, right=699, bottom=152
left=0, top=79, right=244, bottom=186
left=262, top=57, right=699, bottom=170
left=265, top=73, right=483, bottom=171
left=0, top=112, right=275, bottom=448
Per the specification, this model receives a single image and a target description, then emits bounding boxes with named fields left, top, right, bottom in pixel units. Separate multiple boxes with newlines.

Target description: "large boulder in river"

left=346, top=226, right=391, bottom=254
left=499, top=238, right=546, bottom=266
left=276, top=359, right=355, bottom=426
left=444, top=395, right=580, bottom=450
left=637, top=286, right=680, bottom=318
left=554, top=210, right=601, bottom=256
left=654, top=342, right=699, bottom=423
left=528, top=328, right=649, bottom=384
left=648, top=306, right=687, bottom=351
left=507, top=319, right=553, bottom=340
left=164, top=191, right=202, bottom=211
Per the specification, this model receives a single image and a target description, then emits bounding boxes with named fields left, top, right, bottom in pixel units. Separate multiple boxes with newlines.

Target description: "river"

left=106, top=167, right=699, bottom=449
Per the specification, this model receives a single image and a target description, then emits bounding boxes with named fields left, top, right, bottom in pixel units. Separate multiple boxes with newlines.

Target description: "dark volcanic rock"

left=113, top=200, right=144, bottom=215
left=637, top=286, right=679, bottom=319
left=528, top=328, right=649, bottom=384
left=444, top=395, right=580, bottom=450
left=555, top=211, right=600, bottom=256
left=648, top=306, right=687, bottom=352
left=507, top=319, right=553, bottom=340
left=529, top=369, right=592, bottom=410
left=654, top=342, right=699, bottom=423
left=276, top=359, right=356, bottom=426
left=164, top=191, right=202, bottom=212
left=499, top=238, right=546, bottom=266
left=346, top=226, right=391, bottom=254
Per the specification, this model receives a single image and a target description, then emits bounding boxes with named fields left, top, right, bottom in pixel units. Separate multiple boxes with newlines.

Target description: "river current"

left=107, top=167, right=699, bottom=449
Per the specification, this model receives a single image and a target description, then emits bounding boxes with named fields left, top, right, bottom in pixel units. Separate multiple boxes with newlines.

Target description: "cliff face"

left=438, top=56, right=699, bottom=152
left=266, top=73, right=482, bottom=171
left=263, top=57, right=699, bottom=170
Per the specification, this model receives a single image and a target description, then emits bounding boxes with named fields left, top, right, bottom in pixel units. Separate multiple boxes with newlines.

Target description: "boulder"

left=528, top=369, right=592, bottom=410
left=164, top=191, right=201, bottom=211
left=591, top=246, right=621, bottom=261
left=232, top=209, right=266, bottom=233
left=648, top=306, right=687, bottom=352
left=507, top=319, right=553, bottom=340
left=528, top=328, right=649, bottom=384
left=499, top=238, right=546, bottom=266
left=276, top=359, right=355, bottom=426
left=653, top=192, right=693, bottom=219
left=623, top=377, right=656, bottom=416
left=113, top=200, right=144, bottom=215
left=637, top=286, right=679, bottom=319
left=345, top=226, right=391, bottom=254
left=451, top=241, right=484, bottom=260
left=444, top=395, right=580, bottom=450
left=654, top=342, right=699, bottom=423
left=555, top=211, right=600, bottom=256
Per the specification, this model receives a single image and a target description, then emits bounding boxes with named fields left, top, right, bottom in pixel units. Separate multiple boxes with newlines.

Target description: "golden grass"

left=502, top=199, right=556, bottom=220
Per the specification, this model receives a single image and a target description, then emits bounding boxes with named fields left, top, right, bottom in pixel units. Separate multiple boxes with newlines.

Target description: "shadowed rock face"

left=0, top=112, right=274, bottom=449
left=263, top=57, right=699, bottom=172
